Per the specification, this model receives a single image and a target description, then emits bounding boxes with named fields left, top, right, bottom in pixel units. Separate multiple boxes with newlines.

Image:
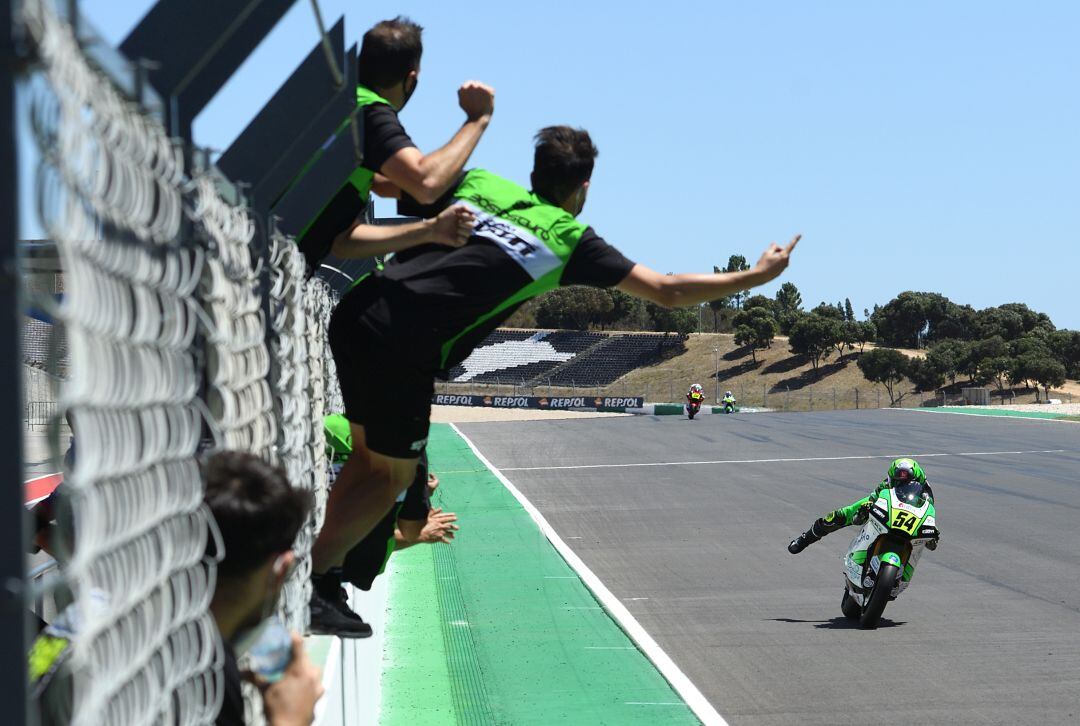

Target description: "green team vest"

left=296, top=85, right=393, bottom=243
left=439, top=169, right=589, bottom=367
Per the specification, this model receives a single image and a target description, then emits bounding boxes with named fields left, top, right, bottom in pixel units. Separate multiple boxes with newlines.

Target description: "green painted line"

left=381, top=424, right=700, bottom=726
left=926, top=407, right=1071, bottom=420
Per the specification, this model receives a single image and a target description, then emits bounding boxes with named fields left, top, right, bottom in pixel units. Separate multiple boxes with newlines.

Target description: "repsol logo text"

left=546, top=397, right=586, bottom=408
left=602, top=397, right=642, bottom=408
left=490, top=396, right=530, bottom=408
left=433, top=394, right=475, bottom=406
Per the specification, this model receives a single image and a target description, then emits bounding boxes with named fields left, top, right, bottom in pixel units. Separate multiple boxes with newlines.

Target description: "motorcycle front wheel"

left=860, top=562, right=900, bottom=630
left=687, top=409, right=696, bottom=420
left=841, top=589, right=860, bottom=620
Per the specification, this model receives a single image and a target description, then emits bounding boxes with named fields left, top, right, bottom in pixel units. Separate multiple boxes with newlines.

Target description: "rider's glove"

left=852, top=504, right=870, bottom=526
left=926, top=534, right=939, bottom=551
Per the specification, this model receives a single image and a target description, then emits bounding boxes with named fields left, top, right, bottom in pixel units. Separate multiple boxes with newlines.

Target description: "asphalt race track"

left=458, top=409, right=1080, bottom=726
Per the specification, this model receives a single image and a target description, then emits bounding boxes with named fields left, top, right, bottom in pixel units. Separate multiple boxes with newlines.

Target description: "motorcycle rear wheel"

left=860, top=563, right=899, bottom=630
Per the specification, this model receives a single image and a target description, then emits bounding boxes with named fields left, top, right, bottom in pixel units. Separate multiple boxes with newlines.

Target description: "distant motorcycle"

left=841, top=480, right=939, bottom=629
left=686, top=395, right=703, bottom=420
left=722, top=400, right=736, bottom=414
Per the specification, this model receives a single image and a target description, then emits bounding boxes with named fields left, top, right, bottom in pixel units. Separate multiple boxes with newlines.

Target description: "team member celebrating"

left=310, top=126, right=800, bottom=635
left=295, top=16, right=494, bottom=275
left=301, top=16, right=493, bottom=635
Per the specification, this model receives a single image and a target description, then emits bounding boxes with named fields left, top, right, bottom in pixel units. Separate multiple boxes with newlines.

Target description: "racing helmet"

left=690, top=383, right=703, bottom=394
left=725, top=391, right=733, bottom=397
left=887, top=458, right=925, bottom=486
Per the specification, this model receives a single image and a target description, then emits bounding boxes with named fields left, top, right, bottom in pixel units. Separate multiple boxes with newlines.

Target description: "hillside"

left=602, top=333, right=1077, bottom=411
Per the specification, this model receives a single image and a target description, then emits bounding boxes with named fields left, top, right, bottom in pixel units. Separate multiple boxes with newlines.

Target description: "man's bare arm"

left=331, top=205, right=474, bottom=259
left=617, top=235, right=801, bottom=308
left=379, top=81, right=494, bottom=204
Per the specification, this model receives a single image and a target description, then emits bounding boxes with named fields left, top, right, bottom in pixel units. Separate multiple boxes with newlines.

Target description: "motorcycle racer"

left=721, top=390, right=736, bottom=408
left=787, top=458, right=938, bottom=554
left=687, top=383, right=705, bottom=404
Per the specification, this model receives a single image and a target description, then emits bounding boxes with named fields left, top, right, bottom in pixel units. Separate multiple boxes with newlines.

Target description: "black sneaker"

left=308, top=589, right=373, bottom=638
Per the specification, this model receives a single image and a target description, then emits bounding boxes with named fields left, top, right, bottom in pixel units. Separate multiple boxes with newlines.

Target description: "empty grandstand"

left=447, top=329, right=685, bottom=387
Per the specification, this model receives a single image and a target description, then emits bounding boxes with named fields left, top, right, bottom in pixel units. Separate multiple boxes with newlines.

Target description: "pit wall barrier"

left=431, top=393, right=749, bottom=415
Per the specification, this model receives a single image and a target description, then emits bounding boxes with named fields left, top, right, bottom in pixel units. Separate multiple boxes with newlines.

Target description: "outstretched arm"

left=331, top=204, right=475, bottom=259
left=617, top=235, right=800, bottom=308
left=379, top=82, right=494, bottom=204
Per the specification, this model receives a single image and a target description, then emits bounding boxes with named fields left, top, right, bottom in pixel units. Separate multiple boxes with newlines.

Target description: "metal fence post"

left=809, top=390, right=813, bottom=410
left=877, top=389, right=881, bottom=408
left=1, top=10, right=30, bottom=720
left=762, top=383, right=767, bottom=408
left=855, top=388, right=859, bottom=409
left=833, top=387, right=837, bottom=409
left=785, top=387, right=790, bottom=411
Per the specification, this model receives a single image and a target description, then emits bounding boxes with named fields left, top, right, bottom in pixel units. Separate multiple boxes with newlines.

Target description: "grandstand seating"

left=448, top=330, right=605, bottom=384
left=447, top=329, right=681, bottom=386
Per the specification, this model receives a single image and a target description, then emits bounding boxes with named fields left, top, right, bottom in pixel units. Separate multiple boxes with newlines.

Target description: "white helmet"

left=725, top=391, right=733, bottom=397
left=690, top=383, right=703, bottom=393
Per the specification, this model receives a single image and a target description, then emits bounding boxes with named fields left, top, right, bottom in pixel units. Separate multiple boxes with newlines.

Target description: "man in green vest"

left=309, top=125, right=801, bottom=635
left=295, top=16, right=494, bottom=273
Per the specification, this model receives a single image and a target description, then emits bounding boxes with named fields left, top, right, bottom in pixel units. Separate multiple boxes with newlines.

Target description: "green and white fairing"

left=843, top=480, right=938, bottom=614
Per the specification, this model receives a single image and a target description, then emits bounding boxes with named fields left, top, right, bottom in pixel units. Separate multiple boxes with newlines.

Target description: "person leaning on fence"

left=203, top=452, right=324, bottom=726
left=295, top=16, right=495, bottom=281
left=305, top=17, right=494, bottom=635
left=307, top=125, right=800, bottom=636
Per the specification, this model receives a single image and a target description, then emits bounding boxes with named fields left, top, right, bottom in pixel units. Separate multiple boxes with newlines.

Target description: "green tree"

left=844, top=298, right=855, bottom=322
left=774, top=282, right=803, bottom=334
left=1049, top=329, right=1080, bottom=378
left=1023, top=356, right=1067, bottom=402
left=733, top=307, right=778, bottom=362
left=980, top=356, right=1014, bottom=395
left=926, top=339, right=971, bottom=386
left=857, top=348, right=911, bottom=406
left=907, top=357, right=946, bottom=392
left=871, top=292, right=930, bottom=348
left=852, top=320, right=877, bottom=352
left=646, top=303, right=699, bottom=336
left=973, top=306, right=1026, bottom=341
left=788, top=314, right=842, bottom=372
left=535, top=287, right=613, bottom=330
left=724, top=255, right=750, bottom=309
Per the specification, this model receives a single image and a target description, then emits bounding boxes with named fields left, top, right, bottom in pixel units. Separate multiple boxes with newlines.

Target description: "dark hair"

left=357, top=17, right=423, bottom=89
left=204, top=451, right=312, bottom=576
left=531, top=126, right=598, bottom=205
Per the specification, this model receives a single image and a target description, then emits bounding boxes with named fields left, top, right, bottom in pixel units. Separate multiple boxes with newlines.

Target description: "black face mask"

left=398, top=75, right=418, bottom=111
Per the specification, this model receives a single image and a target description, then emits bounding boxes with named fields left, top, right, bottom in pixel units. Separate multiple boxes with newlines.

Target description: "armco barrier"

left=430, top=394, right=756, bottom=416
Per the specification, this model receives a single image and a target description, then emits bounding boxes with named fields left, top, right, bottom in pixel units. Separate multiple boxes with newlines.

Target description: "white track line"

left=449, top=423, right=729, bottom=726
left=499, top=449, right=1067, bottom=472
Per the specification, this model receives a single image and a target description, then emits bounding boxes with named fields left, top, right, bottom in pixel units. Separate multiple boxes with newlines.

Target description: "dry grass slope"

left=603, top=333, right=1077, bottom=411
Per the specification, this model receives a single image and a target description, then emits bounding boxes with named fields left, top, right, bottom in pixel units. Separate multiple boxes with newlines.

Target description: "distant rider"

left=687, top=383, right=705, bottom=406
left=787, top=458, right=938, bottom=554
left=721, top=390, right=736, bottom=409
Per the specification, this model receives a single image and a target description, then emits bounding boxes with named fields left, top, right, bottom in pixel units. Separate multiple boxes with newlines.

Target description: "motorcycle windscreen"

left=892, top=481, right=929, bottom=507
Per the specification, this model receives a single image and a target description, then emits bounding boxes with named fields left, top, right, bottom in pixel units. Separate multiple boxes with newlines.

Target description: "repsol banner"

left=431, top=394, right=644, bottom=410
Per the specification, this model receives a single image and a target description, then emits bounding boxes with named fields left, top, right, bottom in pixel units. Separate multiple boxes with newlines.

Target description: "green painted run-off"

left=381, top=423, right=699, bottom=726
left=929, top=407, right=1072, bottom=420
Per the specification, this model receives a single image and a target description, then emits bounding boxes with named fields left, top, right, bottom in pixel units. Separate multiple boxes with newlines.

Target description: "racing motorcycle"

left=841, top=480, right=938, bottom=629
left=686, top=395, right=703, bottom=419
left=722, top=400, right=736, bottom=414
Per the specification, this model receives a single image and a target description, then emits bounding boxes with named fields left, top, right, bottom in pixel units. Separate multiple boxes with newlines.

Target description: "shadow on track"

left=768, top=616, right=905, bottom=630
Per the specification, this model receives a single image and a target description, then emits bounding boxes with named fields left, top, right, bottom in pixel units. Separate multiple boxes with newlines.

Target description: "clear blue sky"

left=28, top=0, right=1080, bottom=328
